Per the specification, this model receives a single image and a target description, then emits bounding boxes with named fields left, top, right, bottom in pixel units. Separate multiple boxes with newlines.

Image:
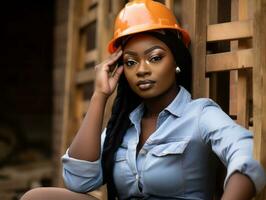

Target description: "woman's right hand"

left=94, top=48, right=124, bottom=99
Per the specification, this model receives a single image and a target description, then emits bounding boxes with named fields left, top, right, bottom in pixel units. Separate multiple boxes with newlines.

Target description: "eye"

left=124, top=59, right=137, bottom=67
left=150, top=55, right=162, bottom=63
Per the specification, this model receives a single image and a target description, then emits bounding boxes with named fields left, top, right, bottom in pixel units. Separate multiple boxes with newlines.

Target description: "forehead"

left=123, top=33, right=169, bottom=52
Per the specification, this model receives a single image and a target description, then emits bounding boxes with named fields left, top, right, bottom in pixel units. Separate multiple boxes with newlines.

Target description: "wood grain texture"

left=207, top=20, right=253, bottom=42
left=206, top=49, right=253, bottom=72
left=253, top=0, right=266, bottom=199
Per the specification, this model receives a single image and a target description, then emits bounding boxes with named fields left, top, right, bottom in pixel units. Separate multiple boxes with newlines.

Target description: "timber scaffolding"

left=53, top=0, right=266, bottom=199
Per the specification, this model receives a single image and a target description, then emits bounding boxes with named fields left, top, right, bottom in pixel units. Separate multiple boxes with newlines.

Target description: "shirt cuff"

left=61, top=148, right=101, bottom=177
left=224, top=155, right=266, bottom=194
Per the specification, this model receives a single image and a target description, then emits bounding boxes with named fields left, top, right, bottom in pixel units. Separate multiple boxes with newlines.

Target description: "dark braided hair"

left=101, top=73, right=142, bottom=199
left=101, top=30, right=192, bottom=199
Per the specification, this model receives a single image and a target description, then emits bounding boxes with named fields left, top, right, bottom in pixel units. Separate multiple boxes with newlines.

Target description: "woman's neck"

left=143, top=84, right=180, bottom=118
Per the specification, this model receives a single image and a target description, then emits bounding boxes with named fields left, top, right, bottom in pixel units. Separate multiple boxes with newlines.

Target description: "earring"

left=175, top=66, right=181, bottom=74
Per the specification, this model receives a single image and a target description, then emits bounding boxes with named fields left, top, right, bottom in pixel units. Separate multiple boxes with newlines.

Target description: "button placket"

left=156, top=111, right=167, bottom=129
left=127, top=140, right=138, bottom=175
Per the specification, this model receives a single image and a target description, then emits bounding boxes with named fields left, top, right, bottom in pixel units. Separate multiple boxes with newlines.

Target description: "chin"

left=135, top=90, right=161, bottom=99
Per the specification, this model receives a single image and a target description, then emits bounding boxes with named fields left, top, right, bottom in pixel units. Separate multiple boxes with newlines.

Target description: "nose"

left=136, top=60, right=151, bottom=77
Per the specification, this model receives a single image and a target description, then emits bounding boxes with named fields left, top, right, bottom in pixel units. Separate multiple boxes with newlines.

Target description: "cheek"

left=157, top=63, right=176, bottom=81
left=124, top=70, right=130, bottom=81
left=124, top=70, right=135, bottom=87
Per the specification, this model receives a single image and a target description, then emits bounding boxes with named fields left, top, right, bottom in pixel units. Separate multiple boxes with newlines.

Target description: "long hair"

left=101, top=30, right=192, bottom=199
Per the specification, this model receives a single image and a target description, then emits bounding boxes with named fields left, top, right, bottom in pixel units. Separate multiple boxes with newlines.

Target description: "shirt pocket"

left=143, top=140, right=190, bottom=196
left=150, top=140, right=189, bottom=157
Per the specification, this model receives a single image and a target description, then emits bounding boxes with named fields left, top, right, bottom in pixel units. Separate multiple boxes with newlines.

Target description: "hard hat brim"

left=107, top=25, right=190, bottom=54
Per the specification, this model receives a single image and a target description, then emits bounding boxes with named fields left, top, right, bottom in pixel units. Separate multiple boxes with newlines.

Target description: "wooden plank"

left=229, top=0, right=239, bottom=116
left=207, top=0, right=218, bottom=25
left=165, top=0, right=174, bottom=9
left=97, top=0, right=110, bottom=61
left=85, top=49, right=98, bottom=63
left=206, top=49, right=253, bottom=72
left=79, top=8, right=97, bottom=28
left=239, top=0, right=254, bottom=20
left=253, top=0, right=266, bottom=199
left=236, top=0, right=251, bottom=129
left=205, top=77, right=210, bottom=98
left=53, top=0, right=82, bottom=187
left=89, top=0, right=98, bottom=8
left=236, top=70, right=248, bottom=127
left=76, top=68, right=95, bottom=84
left=111, top=0, right=124, bottom=14
left=192, top=0, right=208, bottom=98
left=53, top=0, right=71, bottom=187
left=229, top=70, right=238, bottom=116
left=82, top=0, right=90, bottom=15
left=207, top=20, right=253, bottom=42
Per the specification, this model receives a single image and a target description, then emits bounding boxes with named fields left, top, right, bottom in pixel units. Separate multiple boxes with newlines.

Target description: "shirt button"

left=146, top=140, right=152, bottom=144
left=139, top=149, right=147, bottom=154
left=136, top=174, right=139, bottom=180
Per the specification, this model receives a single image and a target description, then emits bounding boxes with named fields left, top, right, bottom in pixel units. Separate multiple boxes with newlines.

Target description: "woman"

left=21, top=0, right=265, bottom=200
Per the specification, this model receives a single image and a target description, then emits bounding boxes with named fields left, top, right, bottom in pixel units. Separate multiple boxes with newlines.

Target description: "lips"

left=137, top=80, right=156, bottom=90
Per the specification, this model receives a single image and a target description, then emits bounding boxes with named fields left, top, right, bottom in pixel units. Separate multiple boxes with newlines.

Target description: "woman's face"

left=122, top=33, right=177, bottom=99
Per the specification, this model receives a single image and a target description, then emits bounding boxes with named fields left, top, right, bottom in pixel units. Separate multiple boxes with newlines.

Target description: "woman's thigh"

left=20, top=187, right=99, bottom=200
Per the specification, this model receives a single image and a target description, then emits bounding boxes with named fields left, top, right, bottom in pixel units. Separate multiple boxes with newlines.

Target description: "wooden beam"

left=79, top=8, right=97, bottom=28
left=229, top=0, right=239, bottom=117
left=90, top=0, right=98, bottom=7
left=76, top=68, right=95, bottom=84
left=53, top=0, right=81, bottom=187
left=206, top=49, right=253, bottom=72
left=165, top=0, right=174, bottom=9
left=207, top=0, right=218, bottom=25
left=207, top=20, right=253, bottom=42
left=253, top=0, right=266, bottom=199
left=192, top=0, right=208, bottom=98
left=85, top=49, right=98, bottom=63
left=236, top=0, right=252, bottom=129
left=237, top=70, right=249, bottom=127
left=97, top=0, right=111, bottom=60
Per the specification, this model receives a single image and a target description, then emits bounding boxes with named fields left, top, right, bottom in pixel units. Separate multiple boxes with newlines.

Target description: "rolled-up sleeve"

left=199, top=101, right=266, bottom=194
left=61, top=128, right=106, bottom=193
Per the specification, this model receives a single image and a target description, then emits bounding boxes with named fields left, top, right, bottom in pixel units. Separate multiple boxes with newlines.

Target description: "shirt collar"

left=129, top=102, right=144, bottom=126
left=129, top=86, right=191, bottom=124
left=165, top=86, right=191, bottom=117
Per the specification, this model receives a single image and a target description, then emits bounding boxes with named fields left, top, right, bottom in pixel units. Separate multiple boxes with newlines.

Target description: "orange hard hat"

left=107, top=0, right=191, bottom=53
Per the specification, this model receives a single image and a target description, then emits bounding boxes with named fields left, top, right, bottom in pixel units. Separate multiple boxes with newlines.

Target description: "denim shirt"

left=62, top=86, right=266, bottom=200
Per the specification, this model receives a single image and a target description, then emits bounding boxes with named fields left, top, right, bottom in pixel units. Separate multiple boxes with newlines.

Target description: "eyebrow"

left=124, top=45, right=166, bottom=56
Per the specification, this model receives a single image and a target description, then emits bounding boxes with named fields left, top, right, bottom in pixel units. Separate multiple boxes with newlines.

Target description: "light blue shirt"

left=62, top=86, right=266, bottom=200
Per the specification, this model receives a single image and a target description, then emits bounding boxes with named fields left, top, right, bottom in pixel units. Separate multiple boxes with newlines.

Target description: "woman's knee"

left=20, top=188, right=47, bottom=200
left=20, top=187, right=99, bottom=200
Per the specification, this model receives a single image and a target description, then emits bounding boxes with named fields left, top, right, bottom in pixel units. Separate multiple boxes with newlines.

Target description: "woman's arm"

left=68, top=48, right=123, bottom=161
left=222, top=172, right=255, bottom=200
left=68, top=92, right=108, bottom=161
left=199, top=100, right=266, bottom=197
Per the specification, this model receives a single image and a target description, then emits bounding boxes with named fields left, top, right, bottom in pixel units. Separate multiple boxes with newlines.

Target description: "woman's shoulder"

left=183, top=97, right=221, bottom=116
left=190, top=97, right=219, bottom=107
left=176, top=87, right=221, bottom=117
